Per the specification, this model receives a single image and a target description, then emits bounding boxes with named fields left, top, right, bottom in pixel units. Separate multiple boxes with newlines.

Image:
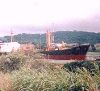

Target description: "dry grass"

left=0, top=72, right=12, bottom=91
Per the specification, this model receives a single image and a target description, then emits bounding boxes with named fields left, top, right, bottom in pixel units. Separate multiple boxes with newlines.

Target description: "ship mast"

left=46, top=30, right=54, bottom=51
left=52, top=23, right=55, bottom=43
left=46, top=30, right=51, bottom=51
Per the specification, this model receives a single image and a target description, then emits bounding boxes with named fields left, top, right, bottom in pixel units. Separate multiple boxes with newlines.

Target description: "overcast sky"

left=0, top=0, right=100, bottom=36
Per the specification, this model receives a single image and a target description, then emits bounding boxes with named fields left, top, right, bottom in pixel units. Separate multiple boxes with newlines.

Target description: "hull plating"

left=42, top=45, right=90, bottom=60
left=44, top=55, right=86, bottom=60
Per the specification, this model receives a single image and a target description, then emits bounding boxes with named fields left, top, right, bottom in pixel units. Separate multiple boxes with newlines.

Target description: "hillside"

left=1, top=31, right=100, bottom=45
left=54, top=31, right=100, bottom=44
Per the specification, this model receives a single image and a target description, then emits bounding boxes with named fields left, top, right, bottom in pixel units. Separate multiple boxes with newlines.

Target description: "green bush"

left=68, top=85, right=88, bottom=91
left=10, top=58, right=100, bottom=91
left=64, top=61, right=100, bottom=74
left=11, top=68, right=69, bottom=91
left=0, top=53, right=26, bottom=73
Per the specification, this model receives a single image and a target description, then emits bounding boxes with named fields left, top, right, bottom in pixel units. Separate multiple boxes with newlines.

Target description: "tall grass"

left=0, top=52, right=100, bottom=91
left=11, top=67, right=70, bottom=91
left=11, top=66, right=100, bottom=91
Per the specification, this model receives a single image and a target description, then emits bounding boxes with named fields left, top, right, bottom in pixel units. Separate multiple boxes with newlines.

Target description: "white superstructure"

left=0, top=42, right=20, bottom=53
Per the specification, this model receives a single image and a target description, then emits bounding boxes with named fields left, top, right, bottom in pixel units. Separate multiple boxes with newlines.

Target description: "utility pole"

left=10, top=29, right=13, bottom=42
left=39, top=33, right=41, bottom=49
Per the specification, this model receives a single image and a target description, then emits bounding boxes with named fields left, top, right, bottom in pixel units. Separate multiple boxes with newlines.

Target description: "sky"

left=0, top=0, right=100, bottom=36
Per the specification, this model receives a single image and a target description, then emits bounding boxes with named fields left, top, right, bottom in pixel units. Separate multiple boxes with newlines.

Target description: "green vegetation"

left=0, top=53, right=26, bottom=73
left=1, top=31, right=100, bottom=44
left=54, top=31, right=100, bottom=44
left=0, top=52, right=100, bottom=91
left=64, top=61, right=100, bottom=74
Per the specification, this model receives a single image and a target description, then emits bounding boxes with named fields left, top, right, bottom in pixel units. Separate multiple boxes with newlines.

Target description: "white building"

left=0, top=42, right=20, bottom=53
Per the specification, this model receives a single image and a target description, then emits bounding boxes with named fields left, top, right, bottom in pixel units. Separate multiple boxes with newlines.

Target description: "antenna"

left=52, top=23, right=55, bottom=43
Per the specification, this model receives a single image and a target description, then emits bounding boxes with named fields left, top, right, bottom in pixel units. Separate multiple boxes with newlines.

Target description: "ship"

left=41, top=31, right=90, bottom=60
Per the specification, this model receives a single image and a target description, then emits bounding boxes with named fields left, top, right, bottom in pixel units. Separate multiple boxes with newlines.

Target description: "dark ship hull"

left=42, top=44, right=90, bottom=60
